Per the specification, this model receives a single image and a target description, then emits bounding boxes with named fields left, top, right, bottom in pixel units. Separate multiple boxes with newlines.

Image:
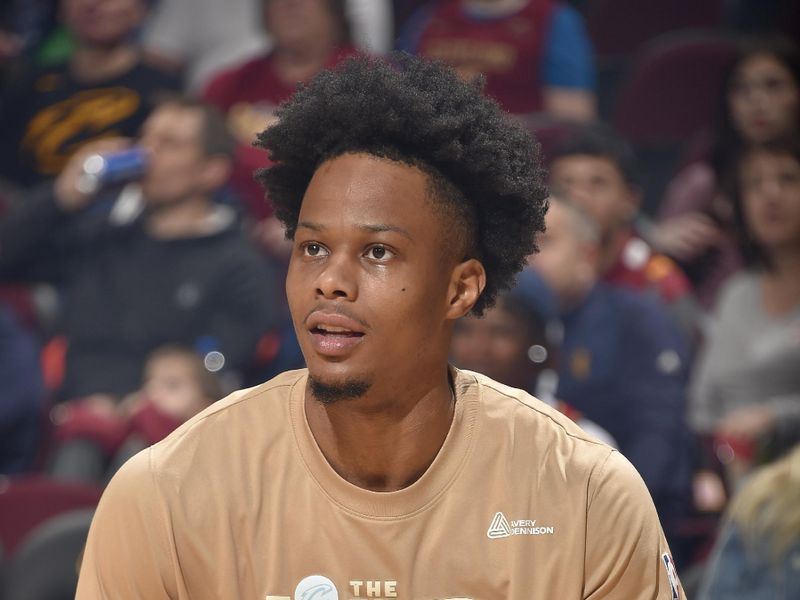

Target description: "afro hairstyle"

left=255, top=53, right=548, bottom=315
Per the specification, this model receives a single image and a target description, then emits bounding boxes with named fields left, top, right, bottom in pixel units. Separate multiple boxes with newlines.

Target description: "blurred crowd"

left=0, top=0, right=798, bottom=597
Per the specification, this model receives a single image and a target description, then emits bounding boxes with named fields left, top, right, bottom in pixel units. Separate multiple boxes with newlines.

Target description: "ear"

left=445, top=259, right=486, bottom=320
left=197, top=157, right=233, bottom=192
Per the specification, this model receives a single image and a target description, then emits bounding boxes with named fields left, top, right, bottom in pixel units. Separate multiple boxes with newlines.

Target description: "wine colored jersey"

left=416, top=0, right=555, bottom=113
left=201, top=48, right=359, bottom=219
left=76, top=368, right=684, bottom=599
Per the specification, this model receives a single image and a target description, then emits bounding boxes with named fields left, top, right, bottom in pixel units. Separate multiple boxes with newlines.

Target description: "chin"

left=308, top=373, right=371, bottom=405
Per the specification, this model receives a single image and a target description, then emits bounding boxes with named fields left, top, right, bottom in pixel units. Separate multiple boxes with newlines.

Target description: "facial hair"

left=309, top=375, right=371, bottom=404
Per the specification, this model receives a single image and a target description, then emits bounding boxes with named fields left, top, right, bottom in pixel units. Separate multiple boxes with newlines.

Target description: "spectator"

left=50, top=344, right=221, bottom=483
left=451, top=273, right=559, bottom=397
left=202, top=0, right=359, bottom=223
left=699, top=443, right=800, bottom=599
left=549, top=125, right=700, bottom=342
left=0, top=0, right=180, bottom=189
left=530, top=196, right=692, bottom=541
left=398, top=0, right=596, bottom=120
left=0, top=304, right=44, bottom=475
left=653, top=37, right=800, bottom=309
left=0, top=98, right=277, bottom=404
left=689, top=138, right=800, bottom=489
left=142, top=0, right=392, bottom=92
left=451, top=272, right=616, bottom=446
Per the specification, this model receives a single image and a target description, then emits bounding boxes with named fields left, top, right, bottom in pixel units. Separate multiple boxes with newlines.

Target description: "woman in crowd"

left=689, top=137, right=800, bottom=490
left=651, top=37, right=799, bottom=309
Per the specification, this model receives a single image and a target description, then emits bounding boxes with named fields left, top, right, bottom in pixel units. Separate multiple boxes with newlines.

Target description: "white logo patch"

left=662, top=553, right=680, bottom=600
left=294, top=575, right=338, bottom=600
left=486, top=511, right=555, bottom=539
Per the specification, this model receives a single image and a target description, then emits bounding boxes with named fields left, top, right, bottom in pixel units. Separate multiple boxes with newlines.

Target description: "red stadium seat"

left=612, top=31, right=737, bottom=145
left=0, top=476, right=101, bottom=557
left=585, top=0, right=726, bottom=59
left=2, top=509, right=95, bottom=600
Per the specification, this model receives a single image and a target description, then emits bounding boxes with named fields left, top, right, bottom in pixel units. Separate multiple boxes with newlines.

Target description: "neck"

left=70, top=42, right=138, bottom=82
left=768, top=246, right=800, bottom=278
left=273, top=37, right=338, bottom=85
left=144, top=196, right=217, bottom=240
left=304, top=371, right=455, bottom=492
left=599, top=226, right=631, bottom=275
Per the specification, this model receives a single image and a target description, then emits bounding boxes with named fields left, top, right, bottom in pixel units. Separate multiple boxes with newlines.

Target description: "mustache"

left=302, top=305, right=370, bottom=329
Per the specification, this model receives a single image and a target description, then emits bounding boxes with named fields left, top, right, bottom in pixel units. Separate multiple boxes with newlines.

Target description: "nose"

left=315, top=254, right=357, bottom=301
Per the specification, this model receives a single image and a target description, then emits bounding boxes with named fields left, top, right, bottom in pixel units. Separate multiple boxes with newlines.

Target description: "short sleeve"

left=541, top=5, right=595, bottom=90
left=584, top=450, right=685, bottom=599
left=75, top=449, right=177, bottom=599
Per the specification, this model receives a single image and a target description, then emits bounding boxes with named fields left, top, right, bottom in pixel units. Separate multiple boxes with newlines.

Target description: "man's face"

left=286, top=153, right=463, bottom=402
left=264, top=0, right=339, bottom=49
left=63, top=0, right=146, bottom=47
left=529, top=201, right=595, bottom=305
left=548, top=155, right=636, bottom=238
left=138, top=105, right=215, bottom=205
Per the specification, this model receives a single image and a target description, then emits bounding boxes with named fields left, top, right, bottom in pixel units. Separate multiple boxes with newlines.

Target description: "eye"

left=301, top=242, right=328, bottom=257
left=365, top=245, right=393, bottom=261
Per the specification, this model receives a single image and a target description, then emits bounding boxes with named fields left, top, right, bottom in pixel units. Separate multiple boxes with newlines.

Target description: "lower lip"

left=309, top=331, right=364, bottom=357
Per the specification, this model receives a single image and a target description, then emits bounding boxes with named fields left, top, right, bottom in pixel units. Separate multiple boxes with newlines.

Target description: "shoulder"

left=714, top=271, right=758, bottom=312
left=201, top=53, right=276, bottom=107
left=459, top=368, right=614, bottom=464
left=147, top=369, right=306, bottom=472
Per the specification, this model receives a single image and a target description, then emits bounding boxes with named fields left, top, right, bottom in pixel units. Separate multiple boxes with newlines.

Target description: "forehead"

left=143, top=105, right=203, bottom=140
left=299, top=153, right=439, bottom=230
left=736, top=53, right=792, bottom=79
left=551, top=154, right=623, bottom=180
left=742, top=150, right=800, bottom=172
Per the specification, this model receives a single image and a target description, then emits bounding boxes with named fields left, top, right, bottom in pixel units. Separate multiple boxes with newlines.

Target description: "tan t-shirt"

left=76, top=368, right=684, bottom=599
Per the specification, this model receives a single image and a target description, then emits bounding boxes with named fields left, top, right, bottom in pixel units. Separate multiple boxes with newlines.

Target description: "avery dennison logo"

left=486, top=511, right=555, bottom=539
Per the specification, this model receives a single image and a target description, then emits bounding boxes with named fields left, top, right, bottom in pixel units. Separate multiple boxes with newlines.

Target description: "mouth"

left=305, top=312, right=366, bottom=358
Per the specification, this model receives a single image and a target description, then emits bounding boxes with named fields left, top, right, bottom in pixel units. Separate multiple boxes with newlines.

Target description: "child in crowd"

left=49, top=345, right=221, bottom=483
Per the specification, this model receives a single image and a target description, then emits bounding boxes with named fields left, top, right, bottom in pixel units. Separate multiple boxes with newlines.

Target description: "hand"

left=717, top=405, right=776, bottom=440
left=54, top=137, right=131, bottom=212
left=650, top=212, right=720, bottom=261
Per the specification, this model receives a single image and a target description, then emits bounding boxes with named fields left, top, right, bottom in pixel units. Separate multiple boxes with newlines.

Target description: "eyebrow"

left=297, top=221, right=413, bottom=240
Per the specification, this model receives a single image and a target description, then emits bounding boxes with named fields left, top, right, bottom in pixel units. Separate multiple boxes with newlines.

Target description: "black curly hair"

left=255, top=54, right=548, bottom=315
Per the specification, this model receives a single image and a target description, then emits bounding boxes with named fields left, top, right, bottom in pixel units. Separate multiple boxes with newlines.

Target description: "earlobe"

left=446, top=259, right=486, bottom=320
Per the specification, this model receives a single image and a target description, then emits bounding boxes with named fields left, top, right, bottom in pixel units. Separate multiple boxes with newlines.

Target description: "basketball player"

left=76, top=55, right=684, bottom=599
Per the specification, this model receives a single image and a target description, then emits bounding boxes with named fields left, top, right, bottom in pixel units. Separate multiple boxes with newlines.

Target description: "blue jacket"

left=700, top=522, right=800, bottom=599
left=557, top=283, right=692, bottom=521
left=0, top=306, right=44, bottom=474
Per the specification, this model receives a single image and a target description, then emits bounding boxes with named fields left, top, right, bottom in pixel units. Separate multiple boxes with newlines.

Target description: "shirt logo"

left=487, top=511, right=555, bottom=539
left=662, top=553, right=680, bottom=599
left=294, top=575, right=338, bottom=600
